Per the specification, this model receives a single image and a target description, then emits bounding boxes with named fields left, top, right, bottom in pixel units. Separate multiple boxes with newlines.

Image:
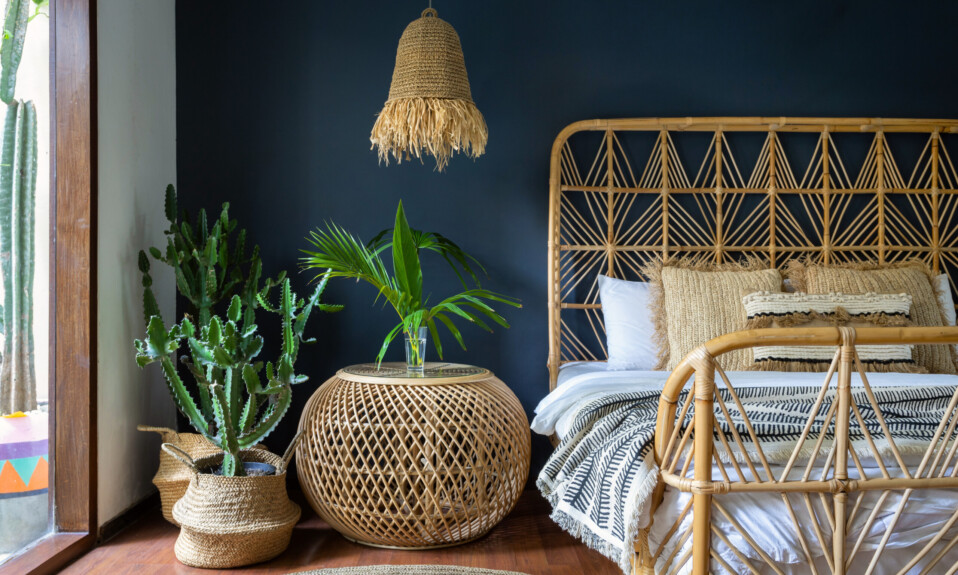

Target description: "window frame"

left=0, top=0, right=97, bottom=572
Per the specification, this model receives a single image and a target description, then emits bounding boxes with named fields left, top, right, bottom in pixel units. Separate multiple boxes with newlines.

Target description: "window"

left=0, top=0, right=52, bottom=563
left=0, top=0, right=96, bottom=571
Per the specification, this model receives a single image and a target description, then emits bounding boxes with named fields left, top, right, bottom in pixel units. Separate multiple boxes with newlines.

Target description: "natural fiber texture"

left=292, top=567, right=532, bottom=575
left=171, top=448, right=300, bottom=568
left=371, top=98, right=487, bottom=171
left=643, top=257, right=782, bottom=371
left=742, top=291, right=921, bottom=372
left=137, top=425, right=222, bottom=526
left=370, top=8, right=487, bottom=172
left=296, top=366, right=530, bottom=549
left=546, top=118, right=958, bottom=396
left=786, top=259, right=958, bottom=374
left=545, top=117, right=958, bottom=573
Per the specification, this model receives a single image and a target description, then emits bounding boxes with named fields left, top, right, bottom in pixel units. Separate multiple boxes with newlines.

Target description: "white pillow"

left=597, top=275, right=657, bottom=370
left=936, top=274, right=956, bottom=326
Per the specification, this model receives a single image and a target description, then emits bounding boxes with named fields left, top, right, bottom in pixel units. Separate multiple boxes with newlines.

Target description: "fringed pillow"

left=742, top=291, right=923, bottom=372
left=644, top=258, right=782, bottom=371
left=786, top=260, right=956, bottom=374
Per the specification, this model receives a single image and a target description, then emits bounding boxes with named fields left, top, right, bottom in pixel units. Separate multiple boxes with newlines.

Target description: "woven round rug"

left=292, top=567, right=531, bottom=575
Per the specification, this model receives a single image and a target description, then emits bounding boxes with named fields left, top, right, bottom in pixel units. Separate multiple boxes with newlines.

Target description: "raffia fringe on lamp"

left=370, top=8, right=487, bottom=172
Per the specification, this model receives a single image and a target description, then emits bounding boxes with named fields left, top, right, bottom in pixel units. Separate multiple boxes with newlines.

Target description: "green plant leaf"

left=138, top=250, right=150, bottom=273
left=427, top=316, right=443, bottom=359
left=238, top=394, right=259, bottom=434
left=376, top=322, right=405, bottom=366
left=187, top=337, right=214, bottom=365
left=142, top=289, right=160, bottom=329
left=434, top=312, right=466, bottom=351
left=212, top=346, right=233, bottom=367
left=207, top=316, right=222, bottom=346
left=238, top=386, right=291, bottom=448
left=227, top=295, right=241, bottom=323
left=164, top=184, right=176, bottom=223
left=210, top=383, right=239, bottom=458
left=180, top=317, right=195, bottom=338
left=391, top=201, right=422, bottom=308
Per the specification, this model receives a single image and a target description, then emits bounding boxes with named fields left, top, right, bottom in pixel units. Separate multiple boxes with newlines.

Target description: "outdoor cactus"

left=0, top=0, right=29, bottom=104
left=139, top=184, right=285, bottom=421
left=0, top=99, right=35, bottom=415
left=134, top=276, right=341, bottom=476
left=0, top=0, right=43, bottom=415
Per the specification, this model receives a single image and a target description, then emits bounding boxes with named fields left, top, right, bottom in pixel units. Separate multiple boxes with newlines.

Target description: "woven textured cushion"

left=650, top=261, right=782, bottom=371
left=787, top=262, right=956, bottom=374
left=742, top=291, right=920, bottom=372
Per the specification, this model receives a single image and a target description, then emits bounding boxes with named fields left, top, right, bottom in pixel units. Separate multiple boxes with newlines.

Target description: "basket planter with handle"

left=162, top=442, right=301, bottom=568
left=138, top=425, right=267, bottom=526
left=138, top=425, right=221, bottom=526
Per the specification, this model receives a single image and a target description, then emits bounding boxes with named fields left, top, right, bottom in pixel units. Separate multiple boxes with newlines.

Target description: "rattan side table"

left=296, top=363, right=531, bottom=549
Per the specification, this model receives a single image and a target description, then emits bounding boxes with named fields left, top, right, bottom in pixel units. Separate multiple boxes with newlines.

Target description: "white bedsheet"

left=532, top=362, right=958, bottom=439
left=533, top=363, right=958, bottom=574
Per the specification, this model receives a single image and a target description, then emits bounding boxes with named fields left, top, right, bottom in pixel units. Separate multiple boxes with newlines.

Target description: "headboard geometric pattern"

left=547, top=117, right=958, bottom=390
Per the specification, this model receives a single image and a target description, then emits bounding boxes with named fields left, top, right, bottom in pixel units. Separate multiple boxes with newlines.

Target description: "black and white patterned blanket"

left=537, top=385, right=958, bottom=574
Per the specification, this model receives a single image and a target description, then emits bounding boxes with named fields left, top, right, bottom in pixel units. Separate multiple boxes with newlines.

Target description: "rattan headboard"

left=547, top=117, right=958, bottom=390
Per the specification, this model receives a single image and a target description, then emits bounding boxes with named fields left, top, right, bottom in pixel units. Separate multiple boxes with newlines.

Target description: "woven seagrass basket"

left=138, top=425, right=222, bottom=526
left=163, top=444, right=301, bottom=568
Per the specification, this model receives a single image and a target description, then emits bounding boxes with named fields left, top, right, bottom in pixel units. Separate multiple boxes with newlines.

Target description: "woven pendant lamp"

left=370, top=7, right=487, bottom=172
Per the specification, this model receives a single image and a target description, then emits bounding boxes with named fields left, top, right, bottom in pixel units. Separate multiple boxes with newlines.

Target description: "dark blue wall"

left=175, top=0, right=958, bottom=474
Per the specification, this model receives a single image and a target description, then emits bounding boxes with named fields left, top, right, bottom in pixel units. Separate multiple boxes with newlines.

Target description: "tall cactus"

left=0, top=0, right=41, bottom=415
left=0, top=0, right=29, bottom=104
left=0, top=99, right=35, bottom=415
left=139, top=185, right=285, bottom=422
left=134, top=277, right=341, bottom=476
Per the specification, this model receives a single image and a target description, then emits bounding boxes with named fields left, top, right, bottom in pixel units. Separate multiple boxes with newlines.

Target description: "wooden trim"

left=96, top=492, right=158, bottom=544
left=52, top=0, right=97, bottom=535
left=4, top=0, right=98, bottom=572
left=0, top=533, right=92, bottom=575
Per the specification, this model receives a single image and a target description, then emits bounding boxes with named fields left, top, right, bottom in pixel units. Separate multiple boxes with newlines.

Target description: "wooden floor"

left=61, top=490, right=620, bottom=575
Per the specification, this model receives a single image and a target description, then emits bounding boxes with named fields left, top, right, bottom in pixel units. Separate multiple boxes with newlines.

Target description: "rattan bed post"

left=768, top=130, right=779, bottom=268
left=822, top=128, right=832, bottom=265
left=932, top=130, right=941, bottom=274
left=714, top=130, right=725, bottom=263
left=547, top=125, right=571, bottom=393
left=660, top=130, right=671, bottom=260
left=607, top=128, right=616, bottom=276
left=832, top=327, right=855, bottom=574
left=689, top=347, right=716, bottom=575
left=877, top=130, right=887, bottom=264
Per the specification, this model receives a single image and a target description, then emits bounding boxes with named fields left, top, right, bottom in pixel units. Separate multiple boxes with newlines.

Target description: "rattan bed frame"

left=546, top=117, right=958, bottom=574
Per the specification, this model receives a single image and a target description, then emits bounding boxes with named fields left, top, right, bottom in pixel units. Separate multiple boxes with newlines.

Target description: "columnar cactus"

left=0, top=0, right=30, bottom=104
left=0, top=99, right=35, bottom=415
left=0, top=0, right=43, bottom=415
left=134, top=277, right=341, bottom=476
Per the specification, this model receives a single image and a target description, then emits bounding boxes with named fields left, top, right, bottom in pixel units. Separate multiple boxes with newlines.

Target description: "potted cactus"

left=137, top=185, right=291, bottom=523
left=135, top=277, right=340, bottom=567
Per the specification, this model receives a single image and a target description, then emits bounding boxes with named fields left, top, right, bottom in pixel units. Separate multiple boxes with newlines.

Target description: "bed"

left=538, top=117, right=958, bottom=575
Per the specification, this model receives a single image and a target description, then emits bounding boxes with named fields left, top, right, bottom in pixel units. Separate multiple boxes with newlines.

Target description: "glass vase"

left=404, top=327, right=428, bottom=375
